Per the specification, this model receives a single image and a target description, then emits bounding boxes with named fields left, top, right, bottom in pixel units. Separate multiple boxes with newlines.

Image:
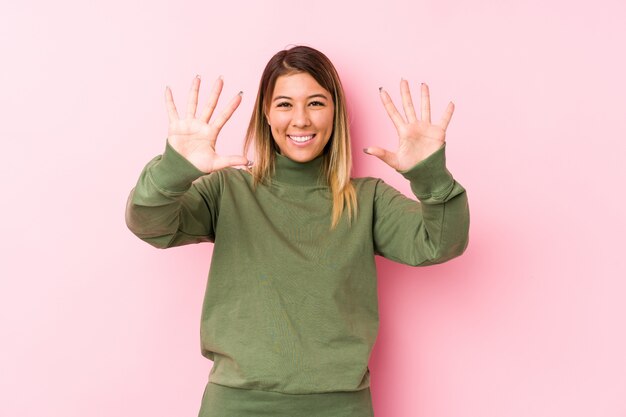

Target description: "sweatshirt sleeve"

left=372, top=144, right=469, bottom=266
left=125, top=141, right=223, bottom=249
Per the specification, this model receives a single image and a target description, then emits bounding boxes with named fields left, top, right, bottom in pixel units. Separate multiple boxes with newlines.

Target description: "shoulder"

left=351, top=175, right=380, bottom=186
left=351, top=176, right=386, bottom=201
left=351, top=175, right=408, bottom=203
left=351, top=175, right=391, bottom=190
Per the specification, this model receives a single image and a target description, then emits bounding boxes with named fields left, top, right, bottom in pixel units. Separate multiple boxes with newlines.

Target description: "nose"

left=291, top=105, right=311, bottom=128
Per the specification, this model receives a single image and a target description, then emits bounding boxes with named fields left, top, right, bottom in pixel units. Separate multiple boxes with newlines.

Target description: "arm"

left=373, top=144, right=469, bottom=266
left=125, top=75, right=249, bottom=248
left=366, top=79, right=469, bottom=265
left=125, top=141, right=222, bottom=248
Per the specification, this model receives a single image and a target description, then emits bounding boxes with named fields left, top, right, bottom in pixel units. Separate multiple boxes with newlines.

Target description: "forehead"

left=271, top=72, right=330, bottom=98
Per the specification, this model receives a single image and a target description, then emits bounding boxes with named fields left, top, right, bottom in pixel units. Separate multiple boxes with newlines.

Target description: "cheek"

left=268, top=113, right=288, bottom=132
left=269, top=125, right=281, bottom=144
left=320, top=112, right=335, bottom=135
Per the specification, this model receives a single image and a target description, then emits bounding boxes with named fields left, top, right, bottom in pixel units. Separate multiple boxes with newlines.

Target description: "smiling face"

left=266, top=72, right=335, bottom=163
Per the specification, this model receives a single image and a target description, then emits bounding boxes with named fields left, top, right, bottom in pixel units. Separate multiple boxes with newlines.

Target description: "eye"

left=276, top=102, right=291, bottom=108
left=309, top=101, right=325, bottom=107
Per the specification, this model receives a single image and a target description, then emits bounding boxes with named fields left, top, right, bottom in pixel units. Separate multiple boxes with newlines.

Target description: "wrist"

left=397, top=143, right=455, bottom=200
left=150, top=140, right=206, bottom=192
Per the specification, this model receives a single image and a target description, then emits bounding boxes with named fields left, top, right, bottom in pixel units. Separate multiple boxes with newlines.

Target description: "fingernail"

left=218, top=75, right=223, bottom=80
left=363, top=148, right=370, bottom=154
left=378, top=87, right=383, bottom=93
left=195, top=74, right=200, bottom=79
left=247, top=160, right=254, bottom=167
left=238, top=91, right=244, bottom=96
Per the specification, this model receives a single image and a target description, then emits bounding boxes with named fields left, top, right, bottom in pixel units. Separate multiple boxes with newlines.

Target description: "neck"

left=272, top=152, right=327, bottom=186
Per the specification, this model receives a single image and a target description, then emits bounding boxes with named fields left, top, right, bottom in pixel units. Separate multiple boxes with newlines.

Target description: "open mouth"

left=288, top=134, right=316, bottom=144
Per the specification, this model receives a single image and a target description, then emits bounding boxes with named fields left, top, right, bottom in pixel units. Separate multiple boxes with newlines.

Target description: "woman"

left=126, top=45, right=469, bottom=417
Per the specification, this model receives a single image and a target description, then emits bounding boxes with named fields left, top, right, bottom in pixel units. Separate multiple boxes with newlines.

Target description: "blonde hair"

left=243, top=46, right=357, bottom=229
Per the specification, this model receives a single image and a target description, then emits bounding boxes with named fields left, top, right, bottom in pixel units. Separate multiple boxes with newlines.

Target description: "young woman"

left=126, top=45, right=469, bottom=417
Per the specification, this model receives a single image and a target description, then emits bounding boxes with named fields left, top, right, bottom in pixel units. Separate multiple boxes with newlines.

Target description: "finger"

left=439, top=101, right=455, bottom=131
left=211, top=155, right=252, bottom=172
left=210, top=91, right=243, bottom=133
left=185, top=75, right=201, bottom=120
left=363, top=146, right=399, bottom=170
left=199, top=76, right=224, bottom=123
left=221, top=155, right=251, bottom=168
left=379, top=87, right=406, bottom=130
left=421, top=83, right=431, bottom=123
left=400, top=79, right=418, bottom=123
left=165, top=86, right=179, bottom=123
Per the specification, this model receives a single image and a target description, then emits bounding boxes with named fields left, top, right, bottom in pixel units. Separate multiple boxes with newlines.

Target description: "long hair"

left=243, top=45, right=357, bottom=229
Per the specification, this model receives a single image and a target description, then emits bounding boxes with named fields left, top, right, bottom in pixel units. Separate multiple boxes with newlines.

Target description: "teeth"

left=289, top=135, right=314, bottom=143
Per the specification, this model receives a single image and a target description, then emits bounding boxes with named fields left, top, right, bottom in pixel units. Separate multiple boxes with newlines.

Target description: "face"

left=266, top=72, right=335, bottom=163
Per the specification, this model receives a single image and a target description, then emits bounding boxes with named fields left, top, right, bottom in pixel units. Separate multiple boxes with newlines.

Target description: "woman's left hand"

left=364, top=79, right=454, bottom=171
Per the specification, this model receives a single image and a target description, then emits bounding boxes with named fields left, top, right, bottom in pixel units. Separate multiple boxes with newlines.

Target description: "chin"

left=287, top=150, right=322, bottom=163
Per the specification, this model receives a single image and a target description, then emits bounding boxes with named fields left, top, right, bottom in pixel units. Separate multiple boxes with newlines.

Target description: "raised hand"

left=166, top=75, right=249, bottom=173
left=364, top=79, right=454, bottom=171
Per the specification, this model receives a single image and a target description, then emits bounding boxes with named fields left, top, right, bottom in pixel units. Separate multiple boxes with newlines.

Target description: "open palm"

left=166, top=76, right=249, bottom=173
left=366, top=79, right=454, bottom=171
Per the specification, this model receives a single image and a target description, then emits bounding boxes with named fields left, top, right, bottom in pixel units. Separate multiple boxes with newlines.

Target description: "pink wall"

left=1, top=0, right=625, bottom=416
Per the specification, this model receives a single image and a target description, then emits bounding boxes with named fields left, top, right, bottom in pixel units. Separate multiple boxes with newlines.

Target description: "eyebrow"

left=272, top=93, right=329, bottom=102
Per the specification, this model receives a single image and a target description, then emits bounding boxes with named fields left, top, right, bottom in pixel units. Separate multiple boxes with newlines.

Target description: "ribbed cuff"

left=397, top=144, right=455, bottom=200
left=149, top=140, right=206, bottom=192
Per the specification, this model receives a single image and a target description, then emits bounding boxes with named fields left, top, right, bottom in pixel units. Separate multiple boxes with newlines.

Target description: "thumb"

left=363, top=147, right=398, bottom=169
left=222, top=155, right=252, bottom=168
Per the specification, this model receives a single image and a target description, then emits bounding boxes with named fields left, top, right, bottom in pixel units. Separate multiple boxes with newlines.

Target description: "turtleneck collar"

left=272, top=152, right=327, bottom=186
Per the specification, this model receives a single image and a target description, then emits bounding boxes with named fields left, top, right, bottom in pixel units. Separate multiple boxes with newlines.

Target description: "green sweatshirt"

left=125, top=141, right=469, bottom=410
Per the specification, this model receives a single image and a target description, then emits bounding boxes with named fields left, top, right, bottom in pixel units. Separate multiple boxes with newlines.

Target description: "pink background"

left=1, top=0, right=625, bottom=416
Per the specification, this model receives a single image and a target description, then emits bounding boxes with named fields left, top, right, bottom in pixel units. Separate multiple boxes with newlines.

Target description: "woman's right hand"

left=165, top=75, right=250, bottom=173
